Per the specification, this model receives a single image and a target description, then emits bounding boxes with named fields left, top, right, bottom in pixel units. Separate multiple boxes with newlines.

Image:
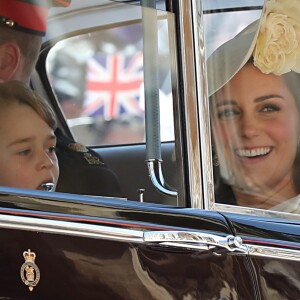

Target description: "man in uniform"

left=0, top=0, right=123, bottom=197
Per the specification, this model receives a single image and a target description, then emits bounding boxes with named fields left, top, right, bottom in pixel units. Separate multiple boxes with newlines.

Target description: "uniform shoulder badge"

left=68, top=142, right=89, bottom=153
left=83, top=153, right=104, bottom=165
left=68, top=143, right=104, bottom=165
left=20, top=249, right=40, bottom=292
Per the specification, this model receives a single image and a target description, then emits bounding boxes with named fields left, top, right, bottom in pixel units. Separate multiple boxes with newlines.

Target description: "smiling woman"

left=207, top=0, right=300, bottom=213
left=210, top=62, right=300, bottom=211
left=0, top=81, right=59, bottom=191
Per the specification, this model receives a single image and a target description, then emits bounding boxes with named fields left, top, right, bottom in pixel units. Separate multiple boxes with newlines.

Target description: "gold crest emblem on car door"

left=20, top=249, right=40, bottom=291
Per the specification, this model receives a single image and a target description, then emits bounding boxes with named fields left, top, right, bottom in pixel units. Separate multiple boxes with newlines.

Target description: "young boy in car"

left=0, top=80, right=59, bottom=191
left=0, top=0, right=122, bottom=197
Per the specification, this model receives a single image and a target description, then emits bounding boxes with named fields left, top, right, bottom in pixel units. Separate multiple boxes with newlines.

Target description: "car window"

left=46, top=4, right=175, bottom=147
left=39, top=0, right=180, bottom=205
left=205, top=0, right=300, bottom=217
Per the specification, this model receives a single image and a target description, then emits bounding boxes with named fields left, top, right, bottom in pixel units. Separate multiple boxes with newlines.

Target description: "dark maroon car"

left=0, top=0, right=300, bottom=299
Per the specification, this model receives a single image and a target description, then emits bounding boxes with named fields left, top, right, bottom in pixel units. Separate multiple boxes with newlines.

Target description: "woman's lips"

left=234, top=147, right=273, bottom=164
left=235, top=147, right=272, bottom=158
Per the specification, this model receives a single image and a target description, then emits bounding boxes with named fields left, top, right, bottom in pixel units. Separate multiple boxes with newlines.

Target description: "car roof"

left=45, top=0, right=166, bottom=42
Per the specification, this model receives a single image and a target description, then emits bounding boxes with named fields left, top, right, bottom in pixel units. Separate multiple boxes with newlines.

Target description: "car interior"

left=34, top=0, right=181, bottom=206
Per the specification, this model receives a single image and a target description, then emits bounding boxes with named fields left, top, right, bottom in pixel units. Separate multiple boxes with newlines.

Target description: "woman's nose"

left=239, top=114, right=259, bottom=139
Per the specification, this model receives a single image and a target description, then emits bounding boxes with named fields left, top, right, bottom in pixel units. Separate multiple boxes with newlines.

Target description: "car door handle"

left=143, top=231, right=248, bottom=254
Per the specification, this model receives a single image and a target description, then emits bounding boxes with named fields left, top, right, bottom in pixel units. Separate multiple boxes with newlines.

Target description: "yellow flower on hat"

left=253, top=0, right=300, bottom=75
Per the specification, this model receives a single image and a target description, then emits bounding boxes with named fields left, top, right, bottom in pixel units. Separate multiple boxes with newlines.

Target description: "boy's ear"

left=0, top=42, right=21, bottom=81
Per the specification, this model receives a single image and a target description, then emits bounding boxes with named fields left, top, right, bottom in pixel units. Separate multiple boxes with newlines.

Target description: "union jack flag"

left=82, top=52, right=144, bottom=120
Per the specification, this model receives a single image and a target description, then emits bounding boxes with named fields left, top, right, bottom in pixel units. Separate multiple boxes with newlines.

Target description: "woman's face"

left=211, top=64, right=300, bottom=196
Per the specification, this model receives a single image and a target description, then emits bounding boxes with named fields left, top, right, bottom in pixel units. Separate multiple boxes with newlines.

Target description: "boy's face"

left=0, top=103, right=59, bottom=190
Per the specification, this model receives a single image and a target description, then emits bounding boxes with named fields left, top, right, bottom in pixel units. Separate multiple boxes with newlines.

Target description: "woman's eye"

left=260, top=105, right=280, bottom=113
left=217, top=108, right=239, bottom=119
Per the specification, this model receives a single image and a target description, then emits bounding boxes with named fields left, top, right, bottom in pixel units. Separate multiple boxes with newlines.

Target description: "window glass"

left=46, top=5, right=175, bottom=147
left=204, top=1, right=300, bottom=215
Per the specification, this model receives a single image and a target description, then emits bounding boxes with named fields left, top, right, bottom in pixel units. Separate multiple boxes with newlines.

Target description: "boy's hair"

left=0, top=80, right=57, bottom=129
left=0, top=27, right=42, bottom=82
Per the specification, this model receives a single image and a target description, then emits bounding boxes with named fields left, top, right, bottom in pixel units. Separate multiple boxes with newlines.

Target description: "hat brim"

left=206, top=18, right=262, bottom=96
left=0, top=0, right=71, bottom=36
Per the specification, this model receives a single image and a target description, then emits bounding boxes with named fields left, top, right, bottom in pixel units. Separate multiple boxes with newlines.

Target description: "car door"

left=0, top=188, right=256, bottom=299
left=223, top=212, right=300, bottom=299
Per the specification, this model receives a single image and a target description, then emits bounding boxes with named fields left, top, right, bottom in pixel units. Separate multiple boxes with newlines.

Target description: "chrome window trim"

left=191, top=0, right=215, bottom=209
left=144, top=230, right=300, bottom=261
left=214, top=203, right=300, bottom=221
left=0, top=214, right=143, bottom=243
left=247, top=244, right=300, bottom=262
left=2, top=211, right=300, bottom=261
left=177, top=0, right=203, bottom=208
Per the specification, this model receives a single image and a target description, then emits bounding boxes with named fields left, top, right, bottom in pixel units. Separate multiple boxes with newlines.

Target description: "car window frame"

left=199, top=0, right=300, bottom=221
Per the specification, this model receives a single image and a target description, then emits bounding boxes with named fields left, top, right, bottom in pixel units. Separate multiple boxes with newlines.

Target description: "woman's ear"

left=0, top=42, right=21, bottom=81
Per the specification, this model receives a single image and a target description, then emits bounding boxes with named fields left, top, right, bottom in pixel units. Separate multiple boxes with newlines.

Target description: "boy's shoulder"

left=55, top=128, right=123, bottom=198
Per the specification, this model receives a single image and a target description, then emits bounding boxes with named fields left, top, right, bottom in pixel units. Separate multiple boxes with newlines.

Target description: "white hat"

left=207, top=0, right=300, bottom=97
